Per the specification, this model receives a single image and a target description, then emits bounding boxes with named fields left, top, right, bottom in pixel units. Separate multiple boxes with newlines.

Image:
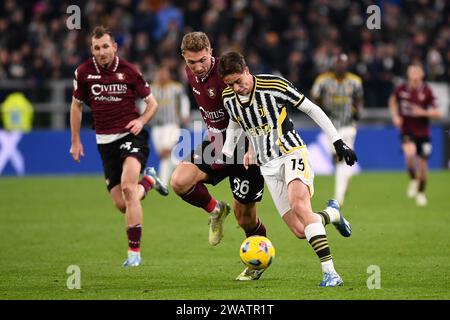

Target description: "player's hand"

left=70, top=141, right=84, bottom=163
left=243, top=151, right=256, bottom=170
left=392, top=116, right=402, bottom=129
left=411, top=105, right=428, bottom=117
left=125, top=119, right=144, bottom=136
left=333, top=139, right=357, bottom=166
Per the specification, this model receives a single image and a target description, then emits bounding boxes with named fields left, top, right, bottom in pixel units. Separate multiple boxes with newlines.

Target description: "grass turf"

left=0, top=171, right=449, bottom=300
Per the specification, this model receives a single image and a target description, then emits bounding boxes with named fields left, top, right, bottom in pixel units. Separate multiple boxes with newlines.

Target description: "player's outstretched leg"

left=209, top=201, right=231, bottom=246
left=235, top=267, right=265, bottom=281
left=143, top=167, right=169, bottom=196
left=316, top=199, right=352, bottom=237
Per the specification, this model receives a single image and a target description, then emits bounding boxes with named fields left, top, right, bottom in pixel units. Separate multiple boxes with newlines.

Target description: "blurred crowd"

left=0, top=0, right=449, bottom=107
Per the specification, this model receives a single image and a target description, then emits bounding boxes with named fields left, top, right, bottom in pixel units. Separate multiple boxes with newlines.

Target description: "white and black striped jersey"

left=149, top=81, right=190, bottom=126
left=311, top=72, right=363, bottom=128
left=222, top=74, right=307, bottom=165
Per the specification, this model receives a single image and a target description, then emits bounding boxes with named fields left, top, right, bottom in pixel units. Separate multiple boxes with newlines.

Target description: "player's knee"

left=121, top=183, right=137, bottom=202
left=291, top=201, right=309, bottom=217
left=171, top=165, right=197, bottom=195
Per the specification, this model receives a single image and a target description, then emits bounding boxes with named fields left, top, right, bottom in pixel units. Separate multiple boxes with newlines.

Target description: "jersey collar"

left=236, top=75, right=256, bottom=108
left=92, top=55, right=119, bottom=74
left=196, top=57, right=216, bottom=83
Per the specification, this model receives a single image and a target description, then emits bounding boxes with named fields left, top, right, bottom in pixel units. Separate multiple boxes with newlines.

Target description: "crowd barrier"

left=0, top=125, right=447, bottom=176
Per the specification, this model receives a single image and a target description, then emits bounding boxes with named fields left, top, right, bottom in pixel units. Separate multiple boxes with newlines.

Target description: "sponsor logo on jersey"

left=87, top=74, right=102, bottom=79
left=198, top=106, right=225, bottom=120
left=91, top=83, right=127, bottom=95
left=207, top=88, right=216, bottom=98
left=192, top=87, right=201, bottom=95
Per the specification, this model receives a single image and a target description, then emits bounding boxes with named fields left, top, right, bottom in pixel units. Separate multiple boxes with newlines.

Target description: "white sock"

left=304, top=222, right=336, bottom=274
left=335, top=163, right=351, bottom=205
left=323, top=207, right=340, bottom=224
left=159, top=158, right=173, bottom=186
left=321, top=260, right=336, bottom=274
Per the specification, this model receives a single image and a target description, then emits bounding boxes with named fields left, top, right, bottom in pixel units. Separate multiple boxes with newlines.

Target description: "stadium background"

left=0, top=0, right=449, bottom=175
left=1, top=0, right=450, bottom=301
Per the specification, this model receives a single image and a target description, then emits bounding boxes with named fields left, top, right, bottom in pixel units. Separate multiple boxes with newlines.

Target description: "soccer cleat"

left=208, top=201, right=230, bottom=246
left=416, top=193, right=427, bottom=206
left=407, top=180, right=418, bottom=198
left=319, top=272, right=344, bottom=287
left=144, top=167, right=169, bottom=196
left=327, top=199, right=352, bottom=238
left=123, top=251, right=141, bottom=267
left=235, top=267, right=265, bottom=281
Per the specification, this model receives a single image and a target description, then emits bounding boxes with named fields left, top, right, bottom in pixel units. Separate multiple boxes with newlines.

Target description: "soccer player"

left=171, top=32, right=268, bottom=280
left=69, top=26, right=168, bottom=267
left=388, top=64, right=442, bottom=206
left=146, top=65, right=190, bottom=185
left=218, top=51, right=356, bottom=287
left=311, top=53, right=363, bottom=206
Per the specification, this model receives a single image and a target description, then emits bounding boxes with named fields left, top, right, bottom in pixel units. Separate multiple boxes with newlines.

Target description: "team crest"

left=207, top=88, right=216, bottom=98
left=116, top=73, right=125, bottom=81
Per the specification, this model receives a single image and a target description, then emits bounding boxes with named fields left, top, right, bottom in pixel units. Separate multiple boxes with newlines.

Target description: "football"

left=239, top=236, right=276, bottom=270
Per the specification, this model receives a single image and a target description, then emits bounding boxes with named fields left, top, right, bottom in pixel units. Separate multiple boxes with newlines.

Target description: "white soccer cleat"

left=208, top=201, right=230, bottom=246
left=416, top=193, right=427, bottom=207
left=319, top=271, right=344, bottom=287
left=407, top=180, right=418, bottom=198
left=123, top=250, right=141, bottom=267
left=327, top=199, right=352, bottom=237
left=235, top=267, right=265, bottom=281
left=144, top=167, right=169, bottom=196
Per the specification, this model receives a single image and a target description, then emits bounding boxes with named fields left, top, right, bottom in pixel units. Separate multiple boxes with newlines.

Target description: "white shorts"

left=326, top=125, right=357, bottom=154
left=260, top=148, right=315, bottom=217
left=151, top=124, right=180, bottom=154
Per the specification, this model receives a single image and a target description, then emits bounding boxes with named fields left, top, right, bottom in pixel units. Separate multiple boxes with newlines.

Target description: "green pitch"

left=0, top=171, right=449, bottom=300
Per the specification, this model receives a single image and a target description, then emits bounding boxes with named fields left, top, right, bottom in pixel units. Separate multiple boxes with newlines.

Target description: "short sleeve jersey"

left=72, top=56, right=151, bottom=134
left=185, top=57, right=229, bottom=148
left=394, top=83, right=437, bottom=137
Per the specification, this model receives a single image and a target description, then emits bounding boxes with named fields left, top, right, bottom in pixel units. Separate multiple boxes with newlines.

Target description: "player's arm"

left=69, top=99, right=84, bottom=163
left=126, top=94, right=158, bottom=136
left=310, top=77, right=322, bottom=106
left=243, top=140, right=256, bottom=170
left=352, top=95, right=363, bottom=122
left=352, top=80, right=364, bottom=122
left=411, top=99, right=442, bottom=119
left=388, top=94, right=402, bottom=129
left=299, top=97, right=357, bottom=166
left=222, top=118, right=243, bottom=158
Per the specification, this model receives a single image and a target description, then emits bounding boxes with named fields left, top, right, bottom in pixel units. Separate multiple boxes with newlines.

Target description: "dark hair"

left=91, top=26, right=115, bottom=43
left=218, top=51, right=247, bottom=78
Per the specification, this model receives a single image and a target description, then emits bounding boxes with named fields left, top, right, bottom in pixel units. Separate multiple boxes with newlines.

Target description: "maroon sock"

left=408, top=167, right=416, bottom=180
left=182, top=182, right=217, bottom=213
left=418, top=179, right=426, bottom=192
left=127, top=225, right=142, bottom=252
left=245, top=219, right=267, bottom=237
left=139, top=176, right=155, bottom=197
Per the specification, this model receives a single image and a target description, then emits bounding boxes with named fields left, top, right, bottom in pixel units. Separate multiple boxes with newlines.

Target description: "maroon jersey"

left=394, top=83, right=437, bottom=137
left=186, top=57, right=229, bottom=149
left=72, top=56, right=151, bottom=134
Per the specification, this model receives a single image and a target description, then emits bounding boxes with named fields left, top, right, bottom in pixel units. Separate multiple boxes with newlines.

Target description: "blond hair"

left=181, top=32, right=211, bottom=54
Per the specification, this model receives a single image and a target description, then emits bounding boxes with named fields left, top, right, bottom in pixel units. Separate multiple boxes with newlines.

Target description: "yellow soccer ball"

left=239, top=236, right=275, bottom=270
